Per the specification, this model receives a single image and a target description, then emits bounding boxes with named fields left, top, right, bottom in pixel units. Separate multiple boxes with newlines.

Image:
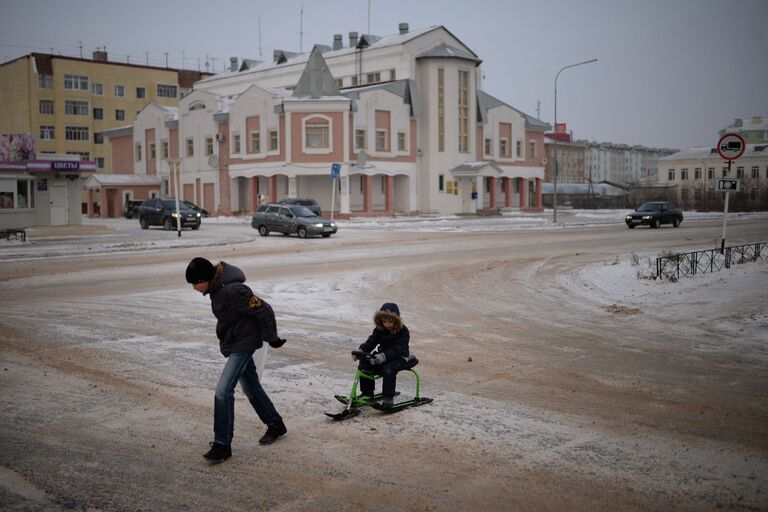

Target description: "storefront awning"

left=84, top=174, right=161, bottom=188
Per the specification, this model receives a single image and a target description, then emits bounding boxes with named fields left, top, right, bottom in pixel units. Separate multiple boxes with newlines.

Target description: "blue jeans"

left=214, top=351, right=281, bottom=445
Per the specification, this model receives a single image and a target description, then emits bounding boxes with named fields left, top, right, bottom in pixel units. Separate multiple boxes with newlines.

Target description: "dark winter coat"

left=206, top=262, right=278, bottom=357
left=359, top=303, right=410, bottom=362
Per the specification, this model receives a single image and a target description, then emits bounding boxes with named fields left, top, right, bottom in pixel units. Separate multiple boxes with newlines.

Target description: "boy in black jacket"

left=355, top=303, right=410, bottom=408
left=186, top=257, right=287, bottom=464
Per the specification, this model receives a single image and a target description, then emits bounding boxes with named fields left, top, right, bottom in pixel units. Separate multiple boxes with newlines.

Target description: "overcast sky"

left=1, top=0, right=766, bottom=151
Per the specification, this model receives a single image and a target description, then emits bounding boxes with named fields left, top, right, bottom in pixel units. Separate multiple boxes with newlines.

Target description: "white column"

left=339, top=174, right=350, bottom=214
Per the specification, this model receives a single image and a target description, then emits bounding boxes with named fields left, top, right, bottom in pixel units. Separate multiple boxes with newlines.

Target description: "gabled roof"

left=291, top=45, right=342, bottom=99
left=416, top=42, right=481, bottom=65
left=477, top=90, right=551, bottom=132
left=450, top=161, right=504, bottom=177
left=342, top=79, right=420, bottom=117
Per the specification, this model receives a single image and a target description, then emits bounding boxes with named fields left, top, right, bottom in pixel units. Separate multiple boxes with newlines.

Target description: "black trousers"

left=358, top=357, right=410, bottom=398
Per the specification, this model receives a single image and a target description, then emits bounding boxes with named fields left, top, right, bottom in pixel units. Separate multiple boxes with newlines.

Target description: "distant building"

left=658, top=144, right=768, bottom=210
left=101, top=24, right=551, bottom=218
left=0, top=52, right=210, bottom=171
left=719, top=116, right=768, bottom=144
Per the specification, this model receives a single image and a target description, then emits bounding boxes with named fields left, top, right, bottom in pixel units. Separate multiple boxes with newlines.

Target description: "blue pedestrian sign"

left=331, top=163, right=341, bottom=179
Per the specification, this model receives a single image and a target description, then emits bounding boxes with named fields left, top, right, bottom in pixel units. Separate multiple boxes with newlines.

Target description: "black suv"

left=138, top=198, right=201, bottom=230
left=123, top=200, right=143, bottom=219
left=278, top=197, right=321, bottom=216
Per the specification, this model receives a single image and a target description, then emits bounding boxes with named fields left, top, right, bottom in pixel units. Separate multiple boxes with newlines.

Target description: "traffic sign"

left=716, top=179, right=739, bottom=192
left=717, top=133, right=745, bottom=161
left=331, top=162, right=341, bottom=179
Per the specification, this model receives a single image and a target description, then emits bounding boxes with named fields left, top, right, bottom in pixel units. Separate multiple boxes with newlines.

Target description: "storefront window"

left=0, top=179, right=34, bottom=209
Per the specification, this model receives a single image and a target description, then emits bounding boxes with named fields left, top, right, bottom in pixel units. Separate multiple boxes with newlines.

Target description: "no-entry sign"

left=717, top=133, right=746, bottom=161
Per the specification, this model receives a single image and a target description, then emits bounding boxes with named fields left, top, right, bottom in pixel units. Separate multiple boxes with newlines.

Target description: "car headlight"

left=642, top=215, right=652, bottom=220
left=313, top=223, right=324, bottom=228
left=171, top=212, right=179, bottom=218
left=625, top=215, right=631, bottom=220
left=196, top=212, right=201, bottom=217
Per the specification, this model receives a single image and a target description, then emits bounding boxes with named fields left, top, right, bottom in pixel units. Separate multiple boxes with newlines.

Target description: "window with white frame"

left=458, top=70, right=469, bottom=152
left=529, top=140, right=537, bottom=158
left=64, top=74, right=88, bottom=91
left=94, top=132, right=104, bottom=144
left=250, top=131, right=260, bottom=152
left=157, top=84, right=177, bottom=98
left=516, top=141, right=522, bottom=158
left=40, top=126, right=55, bottom=140
left=389, top=69, right=396, bottom=81
left=680, top=168, right=688, bottom=180
left=366, top=72, right=381, bottom=84
left=335, top=78, right=344, bottom=90
left=736, top=166, right=744, bottom=178
left=186, top=138, right=194, bottom=157
left=92, top=83, right=103, bottom=95
left=751, top=166, right=759, bottom=178
left=162, top=141, right=169, bottom=159
left=499, top=138, right=508, bottom=157
left=375, top=129, right=388, bottom=151
left=65, top=100, right=89, bottom=116
left=150, top=143, right=156, bottom=160
left=668, top=169, right=675, bottom=180
left=39, top=100, right=54, bottom=115
left=135, top=143, right=142, bottom=161
left=233, top=134, right=241, bottom=154
left=93, top=108, right=103, bottom=120
left=722, top=166, right=728, bottom=177
left=438, top=174, right=444, bottom=192
left=484, top=138, right=492, bottom=156
left=114, top=85, right=125, bottom=97
left=397, top=132, right=406, bottom=152
left=269, top=130, right=278, bottom=151
left=96, top=157, right=105, bottom=168
left=115, top=109, right=125, bottom=121
left=355, top=129, right=366, bottom=149
left=304, top=117, right=330, bottom=150
left=708, top=167, right=714, bottom=179
left=694, top=168, right=701, bottom=180
left=136, top=87, right=146, bottom=99
left=65, top=126, right=89, bottom=141
left=205, top=137, right=214, bottom=156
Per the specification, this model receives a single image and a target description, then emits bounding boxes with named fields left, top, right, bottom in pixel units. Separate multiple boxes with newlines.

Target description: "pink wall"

left=499, top=123, right=512, bottom=157
left=217, top=121, right=230, bottom=214
left=110, top=135, right=134, bottom=173
left=291, top=112, right=344, bottom=163
left=246, top=115, right=260, bottom=154
left=169, top=129, right=179, bottom=160
left=375, top=110, right=391, bottom=152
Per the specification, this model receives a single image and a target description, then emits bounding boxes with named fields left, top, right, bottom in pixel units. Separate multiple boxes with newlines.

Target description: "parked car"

left=181, top=200, right=209, bottom=217
left=625, top=201, right=683, bottom=229
left=278, top=197, right=321, bottom=216
left=123, top=200, right=143, bottom=219
left=137, top=198, right=201, bottom=230
left=251, top=203, right=337, bottom=238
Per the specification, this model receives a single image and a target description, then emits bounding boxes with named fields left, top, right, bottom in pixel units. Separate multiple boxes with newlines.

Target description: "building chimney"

left=349, top=31, right=358, bottom=48
left=399, top=23, right=409, bottom=35
left=92, top=50, right=108, bottom=62
left=333, top=34, right=343, bottom=50
left=229, top=57, right=238, bottom=72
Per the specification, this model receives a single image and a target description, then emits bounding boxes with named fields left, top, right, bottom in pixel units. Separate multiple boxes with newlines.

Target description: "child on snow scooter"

left=352, top=303, right=411, bottom=408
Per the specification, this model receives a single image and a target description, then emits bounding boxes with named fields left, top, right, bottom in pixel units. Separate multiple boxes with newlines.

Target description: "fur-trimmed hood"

left=373, top=303, right=403, bottom=333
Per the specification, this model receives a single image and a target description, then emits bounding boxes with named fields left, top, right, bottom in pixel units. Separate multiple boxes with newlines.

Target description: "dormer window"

left=189, top=102, right=206, bottom=111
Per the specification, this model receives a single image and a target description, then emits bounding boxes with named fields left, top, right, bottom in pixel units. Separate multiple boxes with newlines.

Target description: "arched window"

left=303, top=116, right=331, bottom=152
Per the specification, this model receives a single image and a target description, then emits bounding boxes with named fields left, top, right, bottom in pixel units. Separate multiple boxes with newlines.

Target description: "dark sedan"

left=625, top=202, right=683, bottom=229
left=251, top=204, right=337, bottom=238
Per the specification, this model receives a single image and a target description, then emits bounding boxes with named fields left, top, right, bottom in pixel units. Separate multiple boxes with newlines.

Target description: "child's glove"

left=370, top=352, right=386, bottom=365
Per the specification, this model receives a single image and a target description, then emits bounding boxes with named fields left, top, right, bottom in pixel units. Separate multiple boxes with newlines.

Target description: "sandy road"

left=1, top=218, right=767, bottom=511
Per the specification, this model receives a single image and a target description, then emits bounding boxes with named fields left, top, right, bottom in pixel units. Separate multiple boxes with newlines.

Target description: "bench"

left=0, top=228, right=26, bottom=241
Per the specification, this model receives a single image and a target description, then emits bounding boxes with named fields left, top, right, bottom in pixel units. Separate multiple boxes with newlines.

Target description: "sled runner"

left=325, top=350, right=433, bottom=421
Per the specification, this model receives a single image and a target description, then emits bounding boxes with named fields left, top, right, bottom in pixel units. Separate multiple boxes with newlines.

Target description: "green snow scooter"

left=325, top=350, right=433, bottom=421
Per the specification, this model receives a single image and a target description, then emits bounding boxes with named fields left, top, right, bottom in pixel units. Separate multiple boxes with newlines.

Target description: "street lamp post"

left=167, top=159, right=182, bottom=237
left=553, top=58, right=597, bottom=223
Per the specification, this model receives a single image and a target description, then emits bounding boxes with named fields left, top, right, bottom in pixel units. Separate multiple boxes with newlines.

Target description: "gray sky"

left=2, top=0, right=766, bottom=150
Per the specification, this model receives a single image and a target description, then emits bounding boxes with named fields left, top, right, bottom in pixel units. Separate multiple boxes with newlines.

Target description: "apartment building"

left=718, top=116, right=768, bottom=144
left=658, top=144, right=768, bottom=209
left=99, top=24, right=550, bottom=218
left=0, top=51, right=210, bottom=170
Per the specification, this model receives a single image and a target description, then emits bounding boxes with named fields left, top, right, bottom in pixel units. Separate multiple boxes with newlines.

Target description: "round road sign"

left=717, top=132, right=746, bottom=161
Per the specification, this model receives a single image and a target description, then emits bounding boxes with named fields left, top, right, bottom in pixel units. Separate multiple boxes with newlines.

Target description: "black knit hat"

left=186, top=257, right=215, bottom=284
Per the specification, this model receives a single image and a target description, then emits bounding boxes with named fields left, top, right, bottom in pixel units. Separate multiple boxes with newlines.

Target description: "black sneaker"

left=259, top=419, right=287, bottom=445
left=203, top=442, right=231, bottom=463
left=379, top=396, right=394, bottom=408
